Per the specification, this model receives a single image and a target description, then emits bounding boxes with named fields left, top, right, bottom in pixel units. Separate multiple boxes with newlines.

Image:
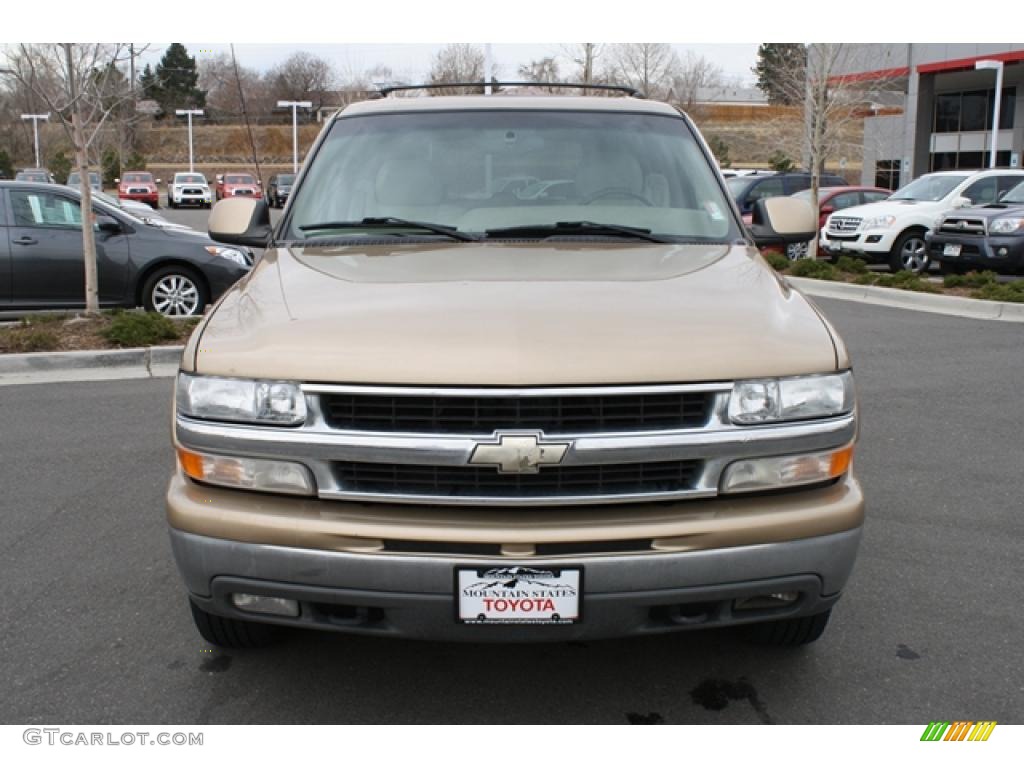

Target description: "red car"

left=118, top=171, right=160, bottom=209
left=215, top=172, right=262, bottom=201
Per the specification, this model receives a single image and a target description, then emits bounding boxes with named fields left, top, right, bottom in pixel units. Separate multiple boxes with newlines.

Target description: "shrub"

left=961, top=270, right=999, bottom=288
left=853, top=273, right=878, bottom=285
left=768, top=150, right=794, bottom=172
left=943, top=274, right=966, bottom=288
left=101, top=312, right=179, bottom=347
left=834, top=255, right=868, bottom=274
left=788, top=259, right=837, bottom=280
left=49, top=151, right=72, bottom=184
left=763, top=252, right=791, bottom=272
left=9, top=329, right=60, bottom=352
left=875, top=271, right=940, bottom=293
left=102, top=149, right=120, bottom=186
left=972, top=281, right=1024, bottom=303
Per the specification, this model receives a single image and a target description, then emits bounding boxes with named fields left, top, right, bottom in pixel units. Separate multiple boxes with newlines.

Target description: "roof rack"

left=375, top=82, right=646, bottom=99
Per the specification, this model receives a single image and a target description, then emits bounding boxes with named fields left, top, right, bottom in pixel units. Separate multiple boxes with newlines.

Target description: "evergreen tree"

left=151, top=43, right=206, bottom=116
left=753, top=44, right=807, bottom=105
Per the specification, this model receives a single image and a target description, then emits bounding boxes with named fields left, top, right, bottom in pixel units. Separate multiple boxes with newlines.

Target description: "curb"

left=0, top=346, right=183, bottom=385
left=787, top=276, right=1024, bottom=323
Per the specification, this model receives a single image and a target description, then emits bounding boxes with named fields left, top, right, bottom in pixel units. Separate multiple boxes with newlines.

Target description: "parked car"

left=927, top=179, right=1024, bottom=275
left=727, top=171, right=847, bottom=219
left=117, top=171, right=160, bottom=209
left=67, top=170, right=103, bottom=193
left=168, top=172, right=213, bottom=209
left=0, top=180, right=251, bottom=315
left=786, top=185, right=891, bottom=259
left=15, top=168, right=54, bottom=184
left=265, top=173, right=295, bottom=208
left=168, top=90, right=862, bottom=650
left=820, top=169, right=1024, bottom=273
left=215, top=172, right=262, bottom=201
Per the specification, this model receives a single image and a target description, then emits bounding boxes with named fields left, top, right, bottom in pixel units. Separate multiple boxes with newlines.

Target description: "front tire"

left=142, top=265, right=207, bottom=317
left=741, top=609, right=832, bottom=646
left=889, top=229, right=930, bottom=274
left=189, top=600, right=277, bottom=648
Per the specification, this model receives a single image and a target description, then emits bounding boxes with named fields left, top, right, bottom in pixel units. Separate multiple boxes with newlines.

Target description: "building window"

left=929, top=150, right=1013, bottom=171
left=875, top=159, right=902, bottom=190
left=933, top=87, right=1016, bottom=133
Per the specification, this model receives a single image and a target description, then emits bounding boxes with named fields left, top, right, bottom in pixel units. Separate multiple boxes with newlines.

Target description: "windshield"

left=283, top=110, right=739, bottom=242
left=1000, top=181, right=1024, bottom=204
left=226, top=174, right=256, bottom=184
left=175, top=174, right=206, bottom=184
left=724, top=176, right=757, bottom=199
left=124, top=173, right=152, bottom=183
left=890, top=174, right=967, bottom=202
left=278, top=174, right=295, bottom=185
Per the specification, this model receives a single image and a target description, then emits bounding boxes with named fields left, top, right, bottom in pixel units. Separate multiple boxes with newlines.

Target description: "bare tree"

left=766, top=43, right=904, bottom=257
left=200, top=53, right=272, bottom=120
left=604, top=43, right=680, bottom=100
left=267, top=52, right=337, bottom=110
left=4, top=44, right=138, bottom=314
left=427, top=44, right=485, bottom=94
left=517, top=57, right=561, bottom=85
left=671, top=51, right=725, bottom=111
left=559, top=44, right=604, bottom=88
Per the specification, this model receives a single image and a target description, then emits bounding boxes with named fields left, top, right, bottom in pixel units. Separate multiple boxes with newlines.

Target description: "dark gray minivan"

left=0, top=181, right=253, bottom=316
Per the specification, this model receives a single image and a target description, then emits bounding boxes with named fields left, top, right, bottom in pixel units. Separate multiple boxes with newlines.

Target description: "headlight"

left=989, top=217, right=1024, bottom=234
left=859, top=214, right=896, bottom=230
left=176, top=373, right=307, bottom=425
left=205, top=245, right=251, bottom=267
left=728, top=372, right=854, bottom=425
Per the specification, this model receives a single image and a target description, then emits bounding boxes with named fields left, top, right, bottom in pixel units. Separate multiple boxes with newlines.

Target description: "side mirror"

left=95, top=215, right=122, bottom=234
left=749, top=197, right=817, bottom=247
left=952, top=196, right=972, bottom=208
left=208, top=198, right=272, bottom=247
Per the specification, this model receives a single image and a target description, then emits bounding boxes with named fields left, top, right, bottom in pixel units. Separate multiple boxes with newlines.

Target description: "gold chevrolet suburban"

left=168, top=86, right=863, bottom=647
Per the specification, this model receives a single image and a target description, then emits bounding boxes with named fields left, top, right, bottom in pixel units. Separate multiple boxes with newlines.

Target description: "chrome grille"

left=828, top=216, right=861, bottom=233
left=127, top=187, right=149, bottom=194
left=939, top=217, right=986, bottom=235
left=232, top=188, right=255, bottom=196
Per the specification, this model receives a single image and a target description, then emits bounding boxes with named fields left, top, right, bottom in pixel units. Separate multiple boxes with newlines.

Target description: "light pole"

left=175, top=109, right=204, bottom=172
left=21, top=113, right=50, bottom=168
left=975, top=60, right=1004, bottom=169
left=277, top=100, right=312, bottom=174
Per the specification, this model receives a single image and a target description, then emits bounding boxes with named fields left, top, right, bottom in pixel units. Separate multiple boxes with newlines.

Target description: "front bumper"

left=820, top=227, right=897, bottom=260
left=927, top=232, right=1024, bottom=274
left=168, top=473, right=864, bottom=642
left=120, top=191, right=158, bottom=206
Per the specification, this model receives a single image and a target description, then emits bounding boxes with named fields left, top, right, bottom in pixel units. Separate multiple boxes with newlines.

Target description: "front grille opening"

left=321, top=391, right=713, bottom=434
left=649, top=601, right=721, bottom=626
left=334, top=459, right=703, bottom=499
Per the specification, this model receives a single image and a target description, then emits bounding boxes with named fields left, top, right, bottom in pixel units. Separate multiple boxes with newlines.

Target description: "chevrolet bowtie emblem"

left=468, top=433, right=571, bottom=474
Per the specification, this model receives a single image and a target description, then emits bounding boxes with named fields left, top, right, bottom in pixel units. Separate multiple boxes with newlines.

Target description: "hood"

left=193, top=242, right=839, bottom=385
left=832, top=198, right=948, bottom=221
left=946, top=203, right=1024, bottom=222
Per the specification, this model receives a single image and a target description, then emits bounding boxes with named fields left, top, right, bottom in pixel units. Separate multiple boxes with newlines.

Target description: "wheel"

left=785, top=241, right=809, bottom=260
left=189, top=600, right=277, bottom=648
left=142, top=265, right=207, bottom=317
left=888, top=230, right=929, bottom=273
left=582, top=187, right=653, bottom=206
left=741, top=609, right=832, bottom=646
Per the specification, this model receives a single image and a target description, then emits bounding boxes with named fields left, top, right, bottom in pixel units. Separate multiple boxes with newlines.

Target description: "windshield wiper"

left=484, top=220, right=670, bottom=243
left=298, top=217, right=479, bottom=242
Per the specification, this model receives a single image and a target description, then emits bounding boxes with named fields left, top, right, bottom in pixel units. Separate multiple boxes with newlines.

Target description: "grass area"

left=765, top=253, right=1024, bottom=303
left=0, top=311, right=200, bottom=354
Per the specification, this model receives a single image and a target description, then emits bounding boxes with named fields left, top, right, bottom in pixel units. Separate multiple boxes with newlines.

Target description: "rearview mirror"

left=208, top=198, right=272, bottom=247
left=748, top=197, right=817, bottom=247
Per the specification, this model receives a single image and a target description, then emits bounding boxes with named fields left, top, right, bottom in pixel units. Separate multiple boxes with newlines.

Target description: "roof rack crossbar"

left=376, top=81, right=646, bottom=99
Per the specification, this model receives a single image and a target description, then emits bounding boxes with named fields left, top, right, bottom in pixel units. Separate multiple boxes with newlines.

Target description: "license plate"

left=943, top=243, right=962, bottom=257
left=456, top=566, right=581, bottom=625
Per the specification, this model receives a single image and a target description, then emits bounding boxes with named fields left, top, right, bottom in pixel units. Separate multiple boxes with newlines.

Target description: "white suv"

left=820, top=169, right=1024, bottom=272
left=168, top=172, right=213, bottom=209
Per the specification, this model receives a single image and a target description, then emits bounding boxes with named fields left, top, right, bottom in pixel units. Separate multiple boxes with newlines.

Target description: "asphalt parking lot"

left=1, top=293, right=1021, bottom=725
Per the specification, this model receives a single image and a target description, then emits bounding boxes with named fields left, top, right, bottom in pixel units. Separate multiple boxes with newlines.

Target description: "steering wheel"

left=581, top=186, right=653, bottom=206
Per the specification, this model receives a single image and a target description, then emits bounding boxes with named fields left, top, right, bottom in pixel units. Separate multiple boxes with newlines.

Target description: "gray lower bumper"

left=170, top=527, right=862, bottom=642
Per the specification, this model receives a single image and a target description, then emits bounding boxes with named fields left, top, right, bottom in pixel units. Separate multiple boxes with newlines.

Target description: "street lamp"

left=21, top=113, right=50, bottom=169
left=975, top=60, right=1004, bottom=169
left=277, top=100, right=312, bottom=174
left=175, top=109, right=204, bottom=172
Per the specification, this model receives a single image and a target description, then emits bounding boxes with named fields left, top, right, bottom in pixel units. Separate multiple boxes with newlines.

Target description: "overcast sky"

left=135, top=43, right=761, bottom=86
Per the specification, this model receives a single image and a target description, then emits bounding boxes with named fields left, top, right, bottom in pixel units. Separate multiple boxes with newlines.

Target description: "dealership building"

left=834, top=44, right=1024, bottom=189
